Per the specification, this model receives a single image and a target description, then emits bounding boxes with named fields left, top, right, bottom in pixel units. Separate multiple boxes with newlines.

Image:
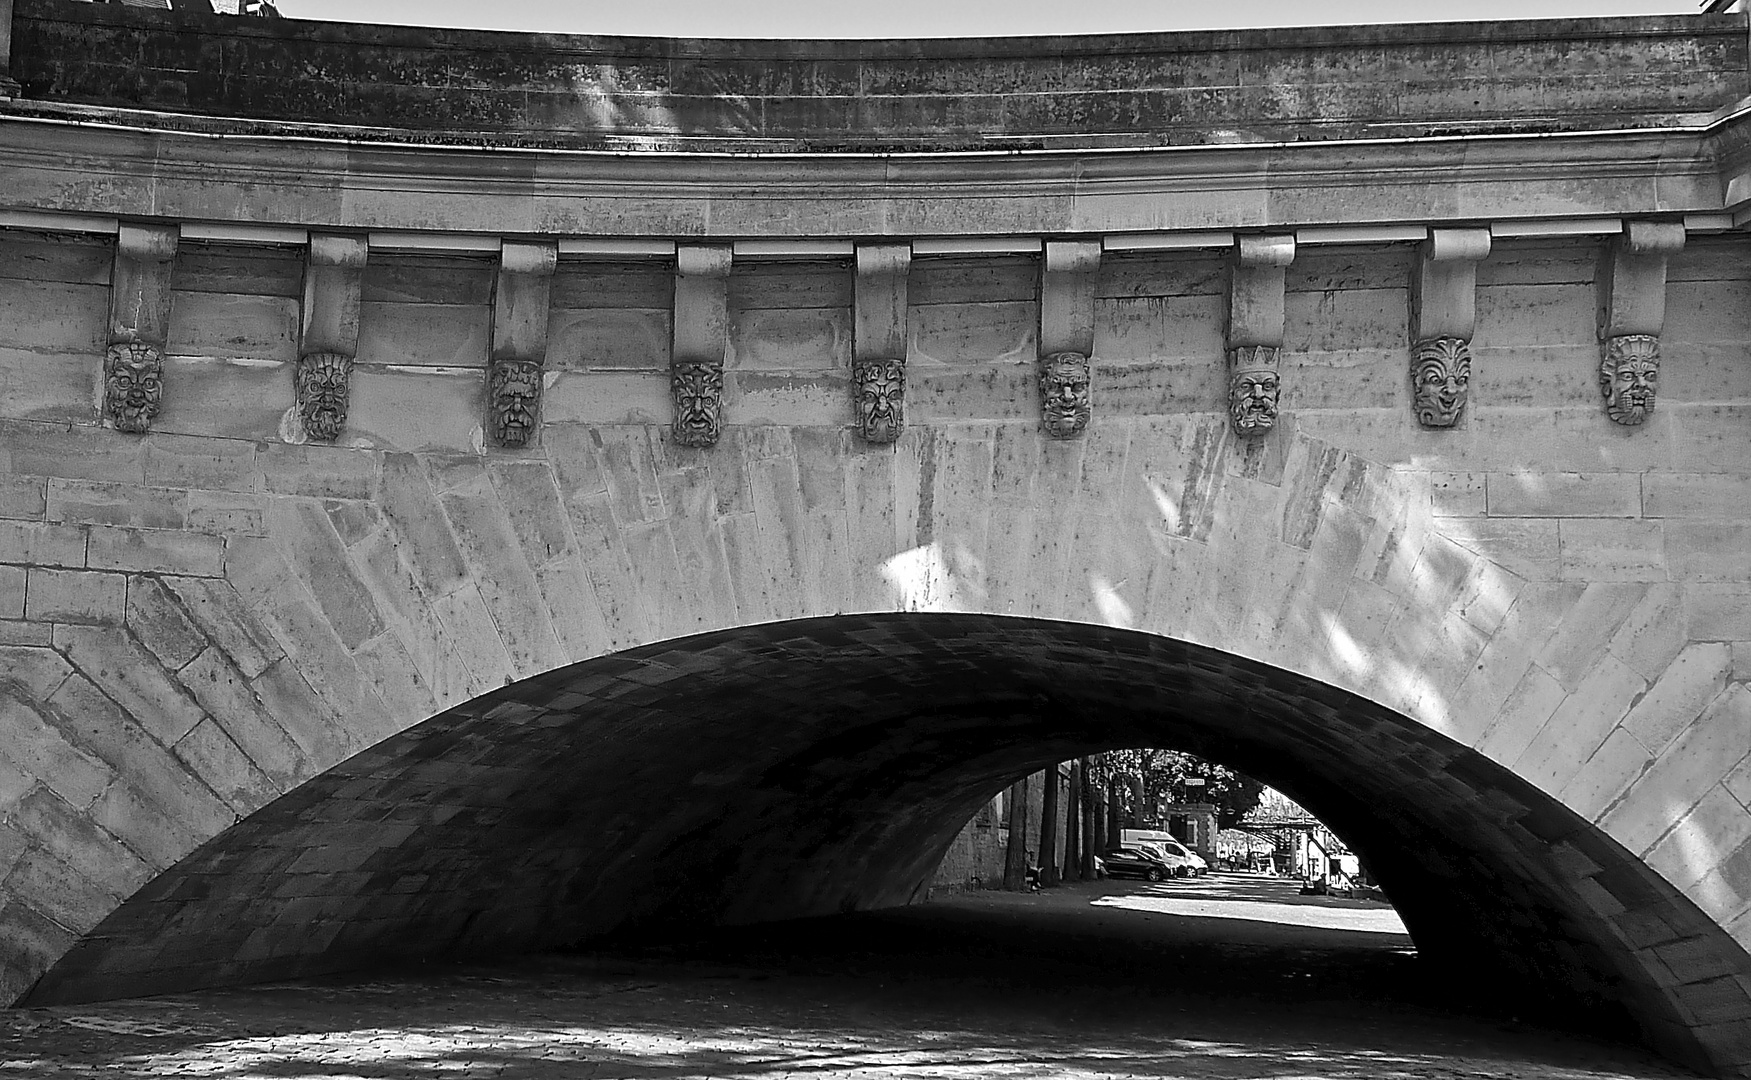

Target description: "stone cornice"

left=0, top=109, right=1735, bottom=239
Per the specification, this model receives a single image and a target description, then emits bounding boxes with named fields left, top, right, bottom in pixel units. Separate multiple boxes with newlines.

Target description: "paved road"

left=0, top=873, right=1689, bottom=1079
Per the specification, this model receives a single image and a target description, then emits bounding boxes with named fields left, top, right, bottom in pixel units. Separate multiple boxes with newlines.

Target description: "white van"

left=1120, top=829, right=1208, bottom=875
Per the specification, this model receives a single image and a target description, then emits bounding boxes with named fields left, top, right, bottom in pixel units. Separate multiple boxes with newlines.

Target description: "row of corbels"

left=95, top=223, right=1684, bottom=446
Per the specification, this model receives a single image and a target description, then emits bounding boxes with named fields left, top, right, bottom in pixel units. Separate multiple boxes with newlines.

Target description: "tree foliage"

left=1092, top=749, right=1266, bottom=830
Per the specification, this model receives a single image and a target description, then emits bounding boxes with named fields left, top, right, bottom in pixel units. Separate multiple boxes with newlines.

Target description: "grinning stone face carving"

left=489, top=359, right=543, bottom=448
left=103, top=341, right=164, bottom=434
left=1411, top=336, right=1472, bottom=428
left=672, top=361, right=724, bottom=448
left=1227, top=346, right=1280, bottom=436
left=1039, top=351, right=1091, bottom=438
left=296, top=352, right=353, bottom=443
left=1600, top=335, right=1660, bottom=426
left=853, top=358, right=905, bottom=444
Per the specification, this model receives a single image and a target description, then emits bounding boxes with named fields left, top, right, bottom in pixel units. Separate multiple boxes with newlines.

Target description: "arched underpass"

left=24, top=613, right=1751, bottom=1075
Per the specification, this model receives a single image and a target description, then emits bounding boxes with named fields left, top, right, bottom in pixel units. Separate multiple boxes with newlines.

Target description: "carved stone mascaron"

left=672, top=360, right=724, bottom=448
left=296, top=352, right=354, bottom=442
left=489, top=358, right=543, bottom=448
left=1227, top=346, right=1280, bottom=436
left=103, top=342, right=164, bottom=434
left=1601, top=334, right=1660, bottom=426
left=1040, top=351, right=1091, bottom=438
left=1411, top=336, right=1471, bottom=428
left=853, top=358, right=904, bottom=444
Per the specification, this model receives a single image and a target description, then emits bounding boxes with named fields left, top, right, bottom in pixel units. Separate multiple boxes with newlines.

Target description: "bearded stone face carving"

left=103, top=342, right=164, bottom=434
left=1227, top=346, right=1280, bottom=436
left=1040, top=351, right=1091, bottom=438
left=1601, top=335, right=1660, bottom=426
left=1411, top=337, right=1471, bottom=428
left=853, top=358, right=905, bottom=444
left=489, top=359, right=543, bottom=448
left=296, top=352, right=353, bottom=442
left=672, top=361, right=724, bottom=448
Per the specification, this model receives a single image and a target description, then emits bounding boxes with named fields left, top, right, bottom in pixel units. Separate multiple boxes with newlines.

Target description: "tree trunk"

left=1064, top=759, right=1082, bottom=882
left=1002, top=777, right=1030, bottom=890
left=1038, top=765, right=1060, bottom=887
left=1081, top=758, right=1099, bottom=880
left=1107, top=774, right=1124, bottom=848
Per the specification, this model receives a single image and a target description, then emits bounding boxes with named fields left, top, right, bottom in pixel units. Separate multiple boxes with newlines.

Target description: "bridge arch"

left=19, top=612, right=1751, bottom=1077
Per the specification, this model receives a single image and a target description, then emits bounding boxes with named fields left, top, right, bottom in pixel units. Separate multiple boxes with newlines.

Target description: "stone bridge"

left=1, top=1, right=1751, bottom=1073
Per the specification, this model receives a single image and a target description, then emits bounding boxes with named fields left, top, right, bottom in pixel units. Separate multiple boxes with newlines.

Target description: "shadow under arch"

left=25, top=613, right=1751, bottom=1075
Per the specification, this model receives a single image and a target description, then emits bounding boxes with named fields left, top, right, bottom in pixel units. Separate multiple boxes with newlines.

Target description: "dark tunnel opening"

left=23, top=613, right=1751, bottom=1075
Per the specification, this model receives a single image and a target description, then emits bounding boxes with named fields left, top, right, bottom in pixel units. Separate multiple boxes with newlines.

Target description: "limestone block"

left=1514, top=652, right=1646, bottom=796
left=89, top=782, right=202, bottom=871
left=152, top=357, right=290, bottom=442
left=6, top=847, right=117, bottom=935
left=163, top=577, right=283, bottom=680
left=376, top=454, right=469, bottom=600
left=0, top=475, right=46, bottom=521
left=255, top=442, right=375, bottom=501
left=546, top=308, right=670, bottom=372
left=1604, top=683, right=1751, bottom=855
left=1095, top=294, right=1226, bottom=363
left=352, top=632, right=436, bottom=737
left=53, top=624, right=204, bottom=745
left=173, top=718, right=280, bottom=815
left=436, top=480, right=568, bottom=675
left=0, top=520, right=86, bottom=568
left=1431, top=517, right=1559, bottom=581
left=732, top=308, right=850, bottom=372
left=1476, top=664, right=1570, bottom=766
left=1624, top=644, right=1736, bottom=756
left=1487, top=472, right=1641, bottom=518
left=10, top=787, right=152, bottom=897
left=0, top=694, right=112, bottom=811
left=909, top=302, right=1036, bottom=365
left=355, top=302, right=490, bottom=367
left=45, top=479, right=186, bottom=531
left=87, top=525, right=223, bottom=578
left=249, top=659, right=353, bottom=767
left=42, top=673, right=235, bottom=838
left=24, top=568, right=123, bottom=624
left=341, top=366, right=481, bottom=453
left=264, top=500, right=384, bottom=651
left=1558, top=520, right=1666, bottom=582
left=125, top=577, right=206, bottom=671
left=1561, top=728, right=1656, bottom=822
left=0, top=350, right=102, bottom=426
left=185, top=492, right=267, bottom=537
left=0, top=565, right=20, bottom=620
left=1667, top=522, right=1751, bottom=582
left=137, top=433, right=256, bottom=495
left=542, top=371, right=668, bottom=426
left=1645, top=785, right=1751, bottom=896
left=1644, top=474, right=1751, bottom=519
left=1685, top=584, right=1751, bottom=641
left=166, top=293, right=298, bottom=363
left=731, top=373, right=847, bottom=428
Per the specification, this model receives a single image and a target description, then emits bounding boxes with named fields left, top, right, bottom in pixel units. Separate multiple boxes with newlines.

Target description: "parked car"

left=1154, top=837, right=1209, bottom=876
left=1101, top=846, right=1180, bottom=882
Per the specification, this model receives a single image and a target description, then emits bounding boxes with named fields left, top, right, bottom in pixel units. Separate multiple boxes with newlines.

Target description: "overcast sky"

left=275, top=0, right=1699, bottom=40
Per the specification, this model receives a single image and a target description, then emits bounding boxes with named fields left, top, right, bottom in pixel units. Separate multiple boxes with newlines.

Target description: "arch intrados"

left=26, top=612, right=1748, bottom=1074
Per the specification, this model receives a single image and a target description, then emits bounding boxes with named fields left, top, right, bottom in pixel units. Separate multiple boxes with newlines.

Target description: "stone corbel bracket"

left=852, top=244, right=910, bottom=444
left=1410, top=228, right=1491, bottom=428
left=296, top=234, right=368, bottom=443
left=1598, top=221, right=1685, bottom=426
left=1226, top=235, right=1295, bottom=437
left=671, top=245, right=732, bottom=448
left=103, top=222, right=179, bottom=434
left=1038, top=239, right=1100, bottom=439
left=487, top=240, right=558, bottom=449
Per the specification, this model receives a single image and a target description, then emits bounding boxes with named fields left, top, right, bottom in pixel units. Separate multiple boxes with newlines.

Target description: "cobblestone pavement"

left=0, top=874, right=1691, bottom=1079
